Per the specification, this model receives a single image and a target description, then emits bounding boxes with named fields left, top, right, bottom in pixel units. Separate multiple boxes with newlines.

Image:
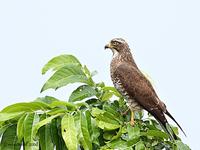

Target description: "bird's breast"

left=112, top=77, right=142, bottom=111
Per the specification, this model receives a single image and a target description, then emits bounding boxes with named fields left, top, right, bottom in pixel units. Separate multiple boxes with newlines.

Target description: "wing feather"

left=113, top=62, right=188, bottom=139
left=113, top=63, right=166, bottom=112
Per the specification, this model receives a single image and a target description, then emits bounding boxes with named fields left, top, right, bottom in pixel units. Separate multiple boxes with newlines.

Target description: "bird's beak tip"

left=104, top=43, right=111, bottom=50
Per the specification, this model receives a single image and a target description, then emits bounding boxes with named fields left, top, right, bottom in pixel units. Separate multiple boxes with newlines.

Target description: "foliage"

left=0, top=54, right=190, bottom=150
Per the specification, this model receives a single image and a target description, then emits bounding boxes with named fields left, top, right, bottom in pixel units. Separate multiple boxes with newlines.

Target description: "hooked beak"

left=104, top=43, right=112, bottom=49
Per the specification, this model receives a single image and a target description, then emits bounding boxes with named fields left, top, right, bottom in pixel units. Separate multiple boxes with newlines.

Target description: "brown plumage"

left=105, top=38, right=186, bottom=140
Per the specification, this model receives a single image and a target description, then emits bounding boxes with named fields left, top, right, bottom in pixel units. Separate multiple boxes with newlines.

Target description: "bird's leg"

left=130, top=110, right=135, bottom=126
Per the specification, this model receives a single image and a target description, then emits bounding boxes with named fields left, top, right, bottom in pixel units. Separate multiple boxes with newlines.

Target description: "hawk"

left=105, top=38, right=186, bottom=139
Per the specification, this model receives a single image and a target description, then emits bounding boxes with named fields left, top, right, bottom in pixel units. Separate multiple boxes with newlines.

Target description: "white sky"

left=0, top=0, right=199, bottom=149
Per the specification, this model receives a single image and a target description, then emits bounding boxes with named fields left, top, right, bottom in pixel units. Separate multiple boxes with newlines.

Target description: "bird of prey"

left=105, top=38, right=186, bottom=139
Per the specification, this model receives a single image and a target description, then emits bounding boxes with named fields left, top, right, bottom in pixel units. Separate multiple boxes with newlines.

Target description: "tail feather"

left=151, top=111, right=178, bottom=140
left=165, top=110, right=187, bottom=137
left=165, top=122, right=179, bottom=140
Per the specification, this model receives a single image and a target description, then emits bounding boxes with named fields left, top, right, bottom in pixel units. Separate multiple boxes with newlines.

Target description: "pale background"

left=0, top=0, right=199, bottom=149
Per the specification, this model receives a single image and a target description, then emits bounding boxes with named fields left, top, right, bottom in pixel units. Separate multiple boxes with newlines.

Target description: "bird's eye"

left=113, top=41, right=119, bottom=45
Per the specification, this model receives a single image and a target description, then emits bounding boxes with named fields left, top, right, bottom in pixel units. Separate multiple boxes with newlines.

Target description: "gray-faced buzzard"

left=105, top=38, right=186, bottom=139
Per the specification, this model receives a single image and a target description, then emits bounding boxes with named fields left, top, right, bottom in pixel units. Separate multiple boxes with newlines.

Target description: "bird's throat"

left=112, top=49, right=119, bottom=58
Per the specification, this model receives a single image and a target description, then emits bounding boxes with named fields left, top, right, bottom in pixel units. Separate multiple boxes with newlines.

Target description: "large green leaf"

left=0, top=124, right=21, bottom=150
left=91, top=107, right=105, bottom=116
left=101, top=91, right=114, bottom=101
left=127, top=125, right=140, bottom=140
left=69, top=85, right=97, bottom=102
left=80, top=112, right=92, bottom=150
left=101, top=139, right=128, bottom=150
left=111, top=127, right=123, bottom=140
left=103, top=102, right=123, bottom=123
left=91, top=107, right=120, bottom=130
left=49, top=101, right=77, bottom=110
left=102, top=86, right=121, bottom=97
left=47, top=108, right=67, bottom=115
left=1, top=102, right=50, bottom=113
left=92, top=108, right=120, bottom=125
left=42, top=54, right=81, bottom=74
left=135, top=141, right=145, bottom=150
left=175, top=140, right=190, bottom=150
left=0, top=112, right=24, bottom=122
left=50, top=119, right=60, bottom=150
left=17, top=113, right=26, bottom=142
left=141, top=129, right=169, bottom=139
left=34, top=96, right=59, bottom=104
left=85, top=110, right=92, bottom=135
left=24, top=113, right=40, bottom=150
left=38, top=114, right=54, bottom=150
left=0, top=123, right=12, bottom=137
left=54, top=118, right=68, bottom=150
left=61, top=113, right=78, bottom=150
left=90, top=119, right=100, bottom=146
left=41, top=64, right=89, bottom=92
left=96, top=120, right=121, bottom=131
left=33, top=113, right=62, bottom=138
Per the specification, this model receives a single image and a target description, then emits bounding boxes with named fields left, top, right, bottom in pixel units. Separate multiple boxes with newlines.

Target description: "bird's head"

left=105, top=38, right=129, bottom=56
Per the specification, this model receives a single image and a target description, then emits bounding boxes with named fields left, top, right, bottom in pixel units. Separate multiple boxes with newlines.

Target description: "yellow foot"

left=130, top=111, right=135, bottom=126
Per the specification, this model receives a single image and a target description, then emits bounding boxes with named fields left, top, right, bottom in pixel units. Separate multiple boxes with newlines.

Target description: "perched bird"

left=105, top=38, right=186, bottom=140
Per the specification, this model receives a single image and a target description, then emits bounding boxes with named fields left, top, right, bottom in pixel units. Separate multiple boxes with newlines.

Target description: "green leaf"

left=83, top=65, right=91, bottom=76
left=102, top=86, right=121, bottom=97
left=24, top=113, right=40, bottom=150
left=85, top=110, right=92, bottom=135
left=103, top=102, right=123, bottom=123
left=127, top=138, right=140, bottom=147
left=90, top=119, right=100, bottom=146
left=33, top=113, right=62, bottom=138
left=0, top=124, right=21, bottom=150
left=91, top=70, right=98, bottom=77
left=0, top=123, right=12, bottom=137
left=80, top=112, right=92, bottom=150
left=175, top=140, right=190, bottom=150
left=49, top=100, right=77, bottom=110
left=69, top=85, right=97, bottom=102
left=135, top=141, right=145, bottom=150
left=82, top=65, right=95, bottom=85
left=50, top=119, right=60, bottom=149
left=111, top=127, right=123, bottom=140
left=172, top=126, right=179, bottom=135
left=17, top=113, right=26, bottom=142
left=134, top=111, right=144, bottom=120
left=103, top=139, right=128, bottom=149
left=127, top=124, right=140, bottom=140
left=41, top=64, right=89, bottom=92
left=34, top=96, right=59, bottom=104
left=142, top=130, right=169, bottom=139
left=91, top=107, right=105, bottom=116
left=61, top=113, right=78, bottom=150
left=47, top=107, right=67, bottom=115
left=1, top=102, right=50, bottom=113
left=42, top=54, right=81, bottom=74
left=91, top=108, right=120, bottom=130
left=38, top=114, right=54, bottom=150
left=103, top=131, right=115, bottom=140
left=101, top=92, right=114, bottom=101
left=97, top=120, right=120, bottom=131
left=0, top=112, right=24, bottom=122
